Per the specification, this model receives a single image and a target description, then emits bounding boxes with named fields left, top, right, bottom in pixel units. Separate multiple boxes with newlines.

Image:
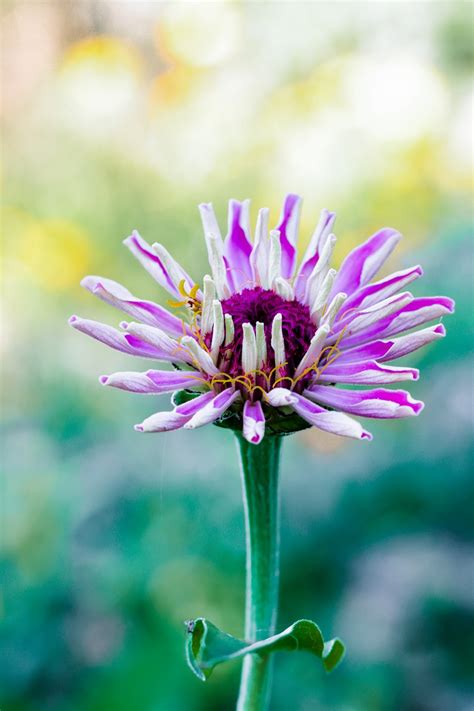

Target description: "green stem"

left=235, top=433, right=283, bottom=711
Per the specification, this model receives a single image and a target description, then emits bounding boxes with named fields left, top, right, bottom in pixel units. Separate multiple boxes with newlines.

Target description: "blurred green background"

left=1, top=2, right=473, bottom=710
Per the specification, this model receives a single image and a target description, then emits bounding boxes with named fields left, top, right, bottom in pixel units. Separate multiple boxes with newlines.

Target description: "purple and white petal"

left=69, top=316, right=164, bottom=359
left=152, top=242, right=199, bottom=298
left=305, top=386, right=424, bottom=418
left=337, top=323, right=446, bottom=364
left=339, top=296, right=454, bottom=349
left=99, top=369, right=204, bottom=393
left=290, top=392, right=373, bottom=440
left=331, top=291, right=413, bottom=342
left=339, top=265, right=423, bottom=316
left=243, top=400, right=266, bottom=444
left=224, top=199, right=253, bottom=292
left=123, top=230, right=182, bottom=298
left=181, top=336, right=220, bottom=375
left=331, top=227, right=401, bottom=298
left=250, top=208, right=270, bottom=287
left=266, top=387, right=298, bottom=407
left=274, top=193, right=302, bottom=279
left=184, top=388, right=240, bottom=429
left=318, top=360, right=419, bottom=384
left=81, top=276, right=188, bottom=338
left=295, top=209, right=336, bottom=300
left=121, top=322, right=193, bottom=365
left=135, top=391, right=215, bottom=432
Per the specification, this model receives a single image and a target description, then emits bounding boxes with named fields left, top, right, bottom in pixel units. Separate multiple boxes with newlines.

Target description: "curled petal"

left=81, top=276, right=188, bottom=338
left=318, top=360, right=419, bottom=384
left=69, top=316, right=164, bottom=359
left=243, top=400, right=265, bottom=444
left=266, top=387, right=298, bottom=407
left=224, top=199, right=253, bottom=292
left=135, top=391, right=215, bottom=432
left=337, top=324, right=446, bottom=364
left=290, top=393, right=373, bottom=440
left=305, top=386, right=424, bottom=418
left=295, top=209, right=336, bottom=300
left=339, top=296, right=454, bottom=348
left=339, top=265, right=423, bottom=316
left=184, top=388, right=240, bottom=429
left=99, top=369, right=204, bottom=393
left=181, top=336, right=220, bottom=375
left=331, top=227, right=401, bottom=298
left=122, top=322, right=193, bottom=365
left=123, top=231, right=182, bottom=298
left=275, top=193, right=302, bottom=279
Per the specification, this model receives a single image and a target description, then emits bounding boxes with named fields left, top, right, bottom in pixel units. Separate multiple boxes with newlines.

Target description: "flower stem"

left=235, top=433, right=283, bottom=711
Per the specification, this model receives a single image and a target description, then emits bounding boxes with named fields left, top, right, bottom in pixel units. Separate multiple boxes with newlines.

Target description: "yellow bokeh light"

left=13, top=216, right=92, bottom=291
left=155, top=1, right=242, bottom=68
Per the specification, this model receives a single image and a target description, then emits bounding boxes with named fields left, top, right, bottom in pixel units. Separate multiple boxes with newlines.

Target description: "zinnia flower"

left=69, top=194, right=454, bottom=444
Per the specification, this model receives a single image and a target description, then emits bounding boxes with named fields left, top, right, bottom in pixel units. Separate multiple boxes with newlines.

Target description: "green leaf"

left=185, top=618, right=345, bottom=681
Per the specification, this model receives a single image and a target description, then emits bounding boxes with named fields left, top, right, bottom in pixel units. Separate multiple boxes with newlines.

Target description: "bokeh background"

left=2, top=1, right=473, bottom=710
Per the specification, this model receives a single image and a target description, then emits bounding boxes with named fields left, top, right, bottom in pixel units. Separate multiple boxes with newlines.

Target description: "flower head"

left=70, top=194, right=454, bottom=444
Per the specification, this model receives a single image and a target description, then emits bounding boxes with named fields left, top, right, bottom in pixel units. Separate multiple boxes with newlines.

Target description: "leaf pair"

left=185, top=617, right=345, bottom=681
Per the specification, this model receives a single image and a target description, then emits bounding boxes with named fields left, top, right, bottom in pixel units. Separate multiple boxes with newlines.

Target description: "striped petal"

left=69, top=316, right=164, bottom=359
left=331, top=227, right=401, bottom=298
left=135, top=391, right=216, bottom=432
left=339, top=296, right=454, bottom=349
left=305, top=386, right=424, bottom=418
left=224, top=199, right=253, bottom=292
left=99, top=369, right=204, bottom=393
left=81, top=276, right=188, bottom=338
left=318, top=360, right=419, bottom=384
left=274, top=193, right=302, bottom=279
left=243, top=400, right=265, bottom=444
left=337, top=324, right=446, bottom=364
left=338, top=265, right=423, bottom=317
left=289, top=391, right=373, bottom=440
left=121, top=322, right=193, bottom=365
left=184, top=388, right=240, bottom=429
left=295, top=209, right=336, bottom=300
left=123, top=231, right=182, bottom=298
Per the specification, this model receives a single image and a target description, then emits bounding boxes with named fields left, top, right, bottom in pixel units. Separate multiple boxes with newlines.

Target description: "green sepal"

left=185, top=617, right=345, bottom=681
left=171, top=390, right=312, bottom=437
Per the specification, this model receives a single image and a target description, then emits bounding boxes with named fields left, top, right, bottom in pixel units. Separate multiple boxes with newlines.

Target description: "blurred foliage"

left=1, top=2, right=473, bottom=710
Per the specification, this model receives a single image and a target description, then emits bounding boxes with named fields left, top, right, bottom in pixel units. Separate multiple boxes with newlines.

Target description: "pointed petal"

left=181, top=336, right=220, bottom=375
left=318, top=360, right=419, bottom=384
left=339, top=265, right=423, bottom=316
left=250, top=207, right=270, bottom=286
left=69, top=316, right=165, bottom=359
left=339, top=296, right=454, bottom=348
left=135, top=391, right=215, bottom=432
left=295, top=209, right=336, bottom=300
left=99, top=369, right=204, bottom=393
left=81, top=276, right=188, bottom=338
left=331, top=228, right=401, bottom=297
left=332, top=292, right=413, bottom=343
left=224, top=199, right=253, bottom=292
left=290, top=393, right=373, bottom=440
left=123, top=231, right=182, bottom=298
left=337, top=324, right=446, bottom=364
left=121, top=322, right=193, bottom=364
left=305, top=386, right=424, bottom=418
left=275, top=194, right=302, bottom=279
left=243, top=400, right=266, bottom=444
left=184, top=388, right=240, bottom=429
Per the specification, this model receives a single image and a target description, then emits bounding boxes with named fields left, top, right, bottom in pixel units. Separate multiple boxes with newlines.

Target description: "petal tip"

left=99, top=375, right=109, bottom=385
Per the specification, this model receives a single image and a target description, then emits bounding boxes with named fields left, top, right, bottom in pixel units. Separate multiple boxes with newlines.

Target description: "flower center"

left=216, top=287, right=315, bottom=377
